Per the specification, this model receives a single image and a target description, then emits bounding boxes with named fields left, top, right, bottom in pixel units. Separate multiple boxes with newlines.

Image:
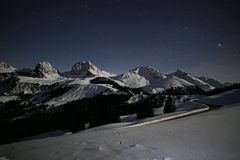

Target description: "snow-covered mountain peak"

left=63, top=61, right=114, bottom=78
left=172, top=69, right=189, bottom=76
left=113, top=65, right=167, bottom=89
left=114, top=71, right=149, bottom=88
left=34, top=61, right=59, bottom=78
left=0, top=61, right=16, bottom=73
left=129, top=66, right=167, bottom=80
left=71, top=61, right=98, bottom=74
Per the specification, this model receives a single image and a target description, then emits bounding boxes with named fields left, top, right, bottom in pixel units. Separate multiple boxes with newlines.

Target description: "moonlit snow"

left=1, top=105, right=240, bottom=160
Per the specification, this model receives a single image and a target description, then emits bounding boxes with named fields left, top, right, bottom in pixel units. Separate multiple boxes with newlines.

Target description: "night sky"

left=0, top=0, right=240, bottom=82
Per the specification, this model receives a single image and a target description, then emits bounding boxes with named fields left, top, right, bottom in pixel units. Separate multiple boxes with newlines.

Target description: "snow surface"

left=0, top=96, right=19, bottom=103
left=66, top=78, right=93, bottom=85
left=20, top=130, right=72, bottom=142
left=176, top=101, right=208, bottom=111
left=18, top=76, right=66, bottom=85
left=143, top=75, right=194, bottom=94
left=1, top=106, right=240, bottom=160
left=199, top=89, right=240, bottom=106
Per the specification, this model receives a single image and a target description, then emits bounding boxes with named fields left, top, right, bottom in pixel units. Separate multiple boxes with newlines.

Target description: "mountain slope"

left=170, top=69, right=215, bottom=92
left=199, top=76, right=225, bottom=88
left=0, top=62, right=16, bottom=73
left=46, top=84, right=118, bottom=106
left=113, top=71, right=149, bottom=88
left=34, top=61, right=60, bottom=79
left=0, top=62, right=64, bottom=95
left=143, top=75, right=194, bottom=93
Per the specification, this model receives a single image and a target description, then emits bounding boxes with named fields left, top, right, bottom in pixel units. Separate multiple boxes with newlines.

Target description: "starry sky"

left=0, top=0, right=240, bottom=82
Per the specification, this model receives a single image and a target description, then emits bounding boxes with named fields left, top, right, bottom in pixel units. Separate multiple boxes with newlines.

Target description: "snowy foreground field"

left=1, top=105, right=240, bottom=160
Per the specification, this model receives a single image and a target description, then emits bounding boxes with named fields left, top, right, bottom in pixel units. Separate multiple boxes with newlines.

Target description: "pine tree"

left=137, top=97, right=154, bottom=119
left=164, top=96, right=176, bottom=113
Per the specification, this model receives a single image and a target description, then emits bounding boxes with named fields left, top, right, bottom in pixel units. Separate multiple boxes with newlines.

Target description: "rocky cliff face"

left=34, top=61, right=59, bottom=78
left=63, top=61, right=114, bottom=78
left=0, top=62, right=16, bottom=73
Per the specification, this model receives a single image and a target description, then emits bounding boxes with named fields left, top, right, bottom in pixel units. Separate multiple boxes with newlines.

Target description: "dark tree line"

left=0, top=90, right=177, bottom=144
left=61, top=94, right=129, bottom=132
left=0, top=94, right=130, bottom=143
left=162, top=86, right=205, bottom=95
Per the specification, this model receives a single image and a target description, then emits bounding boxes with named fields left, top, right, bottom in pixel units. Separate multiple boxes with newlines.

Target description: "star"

left=218, top=43, right=222, bottom=47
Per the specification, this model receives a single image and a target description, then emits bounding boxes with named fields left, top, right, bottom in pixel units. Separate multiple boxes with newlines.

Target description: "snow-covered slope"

left=199, top=88, right=240, bottom=106
left=143, top=75, right=194, bottom=94
left=152, top=75, right=193, bottom=89
left=46, top=84, right=118, bottom=106
left=18, top=76, right=65, bottom=85
left=113, top=71, right=149, bottom=88
left=34, top=61, right=60, bottom=79
left=1, top=105, right=240, bottom=160
left=0, top=95, right=19, bottom=103
left=0, top=62, right=16, bottom=73
left=2, top=75, right=68, bottom=95
left=63, top=61, right=114, bottom=78
left=199, top=76, right=225, bottom=88
left=170, top=69, right=215, bottom=91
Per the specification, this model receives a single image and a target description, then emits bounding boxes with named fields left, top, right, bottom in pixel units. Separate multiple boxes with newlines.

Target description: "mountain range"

left=0, top=60, right=225, bottom=107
